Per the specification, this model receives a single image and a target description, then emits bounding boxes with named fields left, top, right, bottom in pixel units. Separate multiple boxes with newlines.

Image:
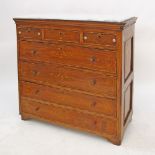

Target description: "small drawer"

left=21, top=97, right=117, bottom=135
left=83, top=31, right=116, bottom=48
left=20, top=81, right=117, bottom=117
left=19, top=61, right=116, bottom=98
left=44, top=28, right=80, bottom=43
left=19, top=41, right=117, bottom=74
left=17, top=27, right=42, bottom=40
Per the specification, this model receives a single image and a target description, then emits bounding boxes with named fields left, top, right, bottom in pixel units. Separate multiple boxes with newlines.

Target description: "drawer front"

left=19, top=61, right=116, bottom=97
left=19, top=41, right=117, bottom=74
left=44, top=28, right=80, bottom=43
left=17, top=27, right=42, bottom=40
left=20, top=81, right=117, bottom=117
left=83, top=31, right=116, bottom=48
left=21, top=97, right=117, bottom=135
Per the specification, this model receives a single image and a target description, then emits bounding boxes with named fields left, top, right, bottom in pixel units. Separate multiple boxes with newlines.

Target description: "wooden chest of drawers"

left=14, top=17, right=137, bottom=145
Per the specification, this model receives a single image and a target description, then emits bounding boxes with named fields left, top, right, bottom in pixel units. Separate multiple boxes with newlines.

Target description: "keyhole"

left=91, top=101, right=97, bottom=107
left=35, top=89, right=40, bottom=94
left=91, top=79, right=96, bottom=85
left=35, top=107, right=40, bottom=111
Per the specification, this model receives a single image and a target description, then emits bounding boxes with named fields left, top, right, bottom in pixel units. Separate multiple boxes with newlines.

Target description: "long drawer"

left=21, top=97, right=117, bottom=136
left=19, top=41, right=117, bottom=74
left=20, top=81, right=117, bottom=117
left=19, top=61, right=116, bottom=98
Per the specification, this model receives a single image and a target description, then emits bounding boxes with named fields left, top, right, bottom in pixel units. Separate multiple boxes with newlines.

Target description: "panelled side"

left=122, top=24, right=135, bottom=136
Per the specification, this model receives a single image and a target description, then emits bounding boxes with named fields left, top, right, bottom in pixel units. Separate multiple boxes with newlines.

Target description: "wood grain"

left=21, top=97, right=117, bottom=136
left=19, top=41, right=117, bottom=74
left=14, top=17, right=137, bottom=145
left=19, top=61, right=117, bottom=98
left=20, top=81, right=117, bottom=117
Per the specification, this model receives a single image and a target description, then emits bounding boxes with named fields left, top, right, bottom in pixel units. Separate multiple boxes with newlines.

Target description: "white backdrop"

left=0, top=0, right=155, bottom=154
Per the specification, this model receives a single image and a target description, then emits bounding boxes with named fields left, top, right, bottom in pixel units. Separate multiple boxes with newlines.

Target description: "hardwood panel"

left=124, top=37, right=133, bottom=80
left=124, top=82, right=133, bottom=124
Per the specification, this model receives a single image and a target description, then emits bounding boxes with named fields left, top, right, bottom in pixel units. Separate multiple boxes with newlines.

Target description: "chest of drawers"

left=14, top=17, right=137, bottom=145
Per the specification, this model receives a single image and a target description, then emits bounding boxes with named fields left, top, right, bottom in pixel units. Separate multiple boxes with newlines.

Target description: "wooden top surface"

left=13, top=15, right=137, bottom=30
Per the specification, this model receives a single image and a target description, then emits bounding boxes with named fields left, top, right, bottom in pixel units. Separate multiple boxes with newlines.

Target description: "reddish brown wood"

left=44, top=28, right=80, bottom=43
left=19, top=61, right=117, bottom=98
left=20, top=81, right=117, bottom=117
left=19, top=41, right=117, bottom=74
left=17, top=27, right=42, bottom=40
left=14, top=17, right=137, bottom=145
left=21, top=98, right=117, bottom=136
left=83, top=31, right=116, bottom=47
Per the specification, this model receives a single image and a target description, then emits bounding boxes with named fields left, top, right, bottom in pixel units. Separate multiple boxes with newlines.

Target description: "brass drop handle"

left=83, top=36, right=88, bottom=40
left=32, top=70, right=39, bottom=76
left=59, top=32, right=64, bottom=35
left=94, top=120, right=97, bottom=125
left=91, top=79, right=96, bottom=85
left=91, top=101, right=97, bottom=107
left=31, top=50, right=37, bottom=55
left=59, top=32, right=64, bottom=40
left=90, top=56, right=96, bottom=62
left=35, top=107, right=40, bottom=111
left=97, top=33, right=103, bottom=38
left=58, top=47, right=63, bottom=51
left=26, top=29, right=31, bottom=32
left=112, top=38, right=116, bottom=43
left=35, top=89, right=40, bottom=94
